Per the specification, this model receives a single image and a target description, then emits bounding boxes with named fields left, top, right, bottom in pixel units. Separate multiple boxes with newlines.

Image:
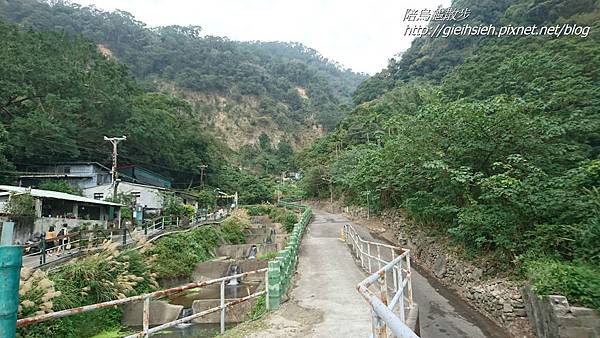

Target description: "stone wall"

left=380, top=209, right=528, bottom=328
left=335, top=205, right=532, bottom=336
left=310, top=200, right=600, bottom=337
left=522, top=285, right=600, bottom=338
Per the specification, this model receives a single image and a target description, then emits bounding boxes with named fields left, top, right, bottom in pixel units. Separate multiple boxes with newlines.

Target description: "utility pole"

left=199, top=164, right=208, bottom=188
left=321, top=176, right=333, bottom=214
left=367, top=190, right=370, bottom=219
left=104, top=136, right=126, bottom=198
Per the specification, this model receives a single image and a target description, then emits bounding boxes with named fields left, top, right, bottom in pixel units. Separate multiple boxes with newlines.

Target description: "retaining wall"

left=121, top=300, right=183, bottom=326
left=522, top=285, right=600, bottom=338
left=216, top=243, right=278, bottom=259
left=267, top=202, right=312, bottom=309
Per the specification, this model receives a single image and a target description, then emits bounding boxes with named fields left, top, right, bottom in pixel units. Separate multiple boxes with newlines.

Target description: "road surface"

left=229, top=208, right=507, bottom=338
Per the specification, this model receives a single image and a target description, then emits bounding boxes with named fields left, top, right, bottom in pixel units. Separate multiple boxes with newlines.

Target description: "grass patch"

left=257, top=251, right=278, bottom=260
left=525, top=257, right=600, bottom=311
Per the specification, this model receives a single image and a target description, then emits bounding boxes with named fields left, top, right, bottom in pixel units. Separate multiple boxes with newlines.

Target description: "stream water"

left=134, top=323, right=236, bottom=338
left=167, top=282, right=260, bottom=308
left=124, top=225, right=276, bottom=337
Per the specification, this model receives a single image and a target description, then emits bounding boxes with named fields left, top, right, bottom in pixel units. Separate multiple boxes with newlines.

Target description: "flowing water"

left=167, top=282, right=259, bottom=308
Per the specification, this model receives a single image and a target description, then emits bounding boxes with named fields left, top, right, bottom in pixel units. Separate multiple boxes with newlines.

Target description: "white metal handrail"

left=343, top=224, right=418, bottom=338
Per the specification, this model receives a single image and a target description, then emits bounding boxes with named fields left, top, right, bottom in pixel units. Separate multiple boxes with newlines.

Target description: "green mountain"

left=0, top=0, right=367, bottom=187
left=0, top=0, right=366, bottom=149
left=300, top=0, right=600, bottom=310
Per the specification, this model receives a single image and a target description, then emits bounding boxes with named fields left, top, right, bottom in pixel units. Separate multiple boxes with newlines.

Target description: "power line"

left=8, top=134, right=204, bottom=176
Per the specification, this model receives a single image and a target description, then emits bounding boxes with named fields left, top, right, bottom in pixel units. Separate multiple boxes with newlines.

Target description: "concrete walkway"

left=231, top=208, right=507, bottom=338
left=242, top=209, right=372, bottom=337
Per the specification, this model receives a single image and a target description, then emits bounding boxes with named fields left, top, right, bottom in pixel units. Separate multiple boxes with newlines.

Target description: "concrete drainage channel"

left=120, top=215, right=293, bottom=337
left=14, top=203, right=311, bottom=337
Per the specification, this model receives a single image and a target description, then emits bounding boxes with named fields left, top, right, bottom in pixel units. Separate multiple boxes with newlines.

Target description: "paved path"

left=348, top=221, right=505, bottom=338
left=233, top=208, right=507, bottom=338
left=242, top=209, right=372, bottom=338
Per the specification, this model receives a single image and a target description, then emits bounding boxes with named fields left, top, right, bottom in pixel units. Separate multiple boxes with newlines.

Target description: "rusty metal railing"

left=343, top=224, right=418, bottom=338
left=17, top=268, right=268, bottom=337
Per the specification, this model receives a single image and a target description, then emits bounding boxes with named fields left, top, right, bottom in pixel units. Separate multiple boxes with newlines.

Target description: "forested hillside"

left=0, top=19, right=229, bottom=186
left=0, top=0, right=366, bottom=148
left=300, top=0, right=600, bottom=310
left=0, top=0, right=366, bottom=191
left=0, top=17, right=287, bottom=203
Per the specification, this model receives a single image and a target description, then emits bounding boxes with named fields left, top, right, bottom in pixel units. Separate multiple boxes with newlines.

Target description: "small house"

left=18, top=162, right=112, bottom=190
left=0, top=185, right=121, bottom=244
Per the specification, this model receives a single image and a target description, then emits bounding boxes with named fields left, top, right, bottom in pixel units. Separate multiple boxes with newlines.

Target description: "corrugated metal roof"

left=83, top=181, right=169, bottom=191
left=0, top=185, right=121, bottom=207
left=19, top=174, right=94, bottom=178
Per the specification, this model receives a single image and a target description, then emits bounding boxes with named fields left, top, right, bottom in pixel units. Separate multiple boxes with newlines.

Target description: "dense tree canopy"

left=0, top=0, right=366, bottom=132
left=0, top=20, right=228, bottom=187
left=300, top=0, right=600, bottom=309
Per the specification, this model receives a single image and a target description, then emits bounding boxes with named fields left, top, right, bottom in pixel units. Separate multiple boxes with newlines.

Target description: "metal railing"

left=23, top=210, right=232, bottom=269
left=16, top=268, right=268, bottom=337
left=343, top=224, right=418, bottom=338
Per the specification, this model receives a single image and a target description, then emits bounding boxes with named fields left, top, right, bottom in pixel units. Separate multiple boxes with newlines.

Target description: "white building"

left=0, top=185, right=121, bottom=243
left=18, top=162, right=112, bottom=190
left=83, top=181, right=167, bottom=211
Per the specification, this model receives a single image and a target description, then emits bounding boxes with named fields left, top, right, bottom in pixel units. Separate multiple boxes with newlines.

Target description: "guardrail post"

left=360, top=241, right=365, bottom=269
left=143, top=295, right=150, bottom=337
left=398, top=264, right=405, bottom=322
left=122, top=227, right=127, bottom=246
left=267, top=260, right=281, bottom=309
left=265, top=270, right=270, bottom=311
left=220, top=280, right=225, bottom=334
left=406, top=253, right=413, bottom=306
left=40, top=235, right=46, bottom=265
left=367, top=242, right=372, bottom=273
left=377, top=245, right=382, bottom=270
left=0, top=223, right=23, bottom=338
left=379, top=275, right=389, bottom=337
left=372, top=309, right=386, bottom=338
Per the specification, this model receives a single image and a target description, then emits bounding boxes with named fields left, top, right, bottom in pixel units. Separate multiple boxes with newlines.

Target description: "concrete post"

left=1, top=222, right=14, bottom=246
left=267, top=260, right=281, bottom=309
left=0, top=224, right=23, bottom=338
left=34, top=199, right=42, bottom=218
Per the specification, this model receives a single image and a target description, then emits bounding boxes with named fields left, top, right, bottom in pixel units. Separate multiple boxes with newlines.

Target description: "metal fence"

left=16, top=268, right=268, bottom=337
left=22, top=210, right=231, bottom=269
left=343, top=224, right=418, bottom=338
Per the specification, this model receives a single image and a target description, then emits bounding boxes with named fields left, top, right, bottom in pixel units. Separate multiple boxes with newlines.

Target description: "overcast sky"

left=72, top=0, right=451, bottom=74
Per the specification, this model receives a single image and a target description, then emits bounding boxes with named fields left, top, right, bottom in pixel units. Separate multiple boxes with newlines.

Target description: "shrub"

left=38, top=180, right=80, bottom=195
left=248, top=295, right=267, bottom=320
left=268, top=207, right=298, bottom=233
left=17, top=239, right=155, bottom=338
left=526, top=258, right=600, bottom=311
left=244, top=204, right=273, bottom=216
left=146, top=220, right=247, bottom=280
left=18, top=268, right=61, bottom=318
left=6, top=192, right=36, bottom=216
